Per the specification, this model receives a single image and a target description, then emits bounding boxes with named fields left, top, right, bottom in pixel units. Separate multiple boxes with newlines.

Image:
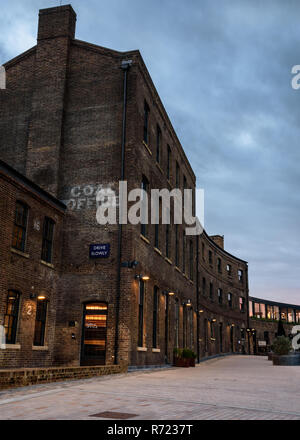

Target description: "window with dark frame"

left=218, top=288, right=223, bottom=304
left=209, top=250, right=213, bottom=265
left=166, top=223, right=170, bottom=258
left=217, top=258, right=222, bottom=273
left=138, top=280, right=145, bottom=347
left=228, top=292, right=233, bottom=308
left=156, top=125, right=161, bottom=163
left=167, top=145, right=171, bottom=180
left=33, top=299, right=48, bottom=346
left=153, top=286, right=158, bottom=348
left=141, top=176, right=149, bottom=238
left=12, top=201, right=28, bottom=252
left=202, top=277, right=206, bottom=295
left=175, top=299, right=179, bottom=348
left=209, top=282, right=213, bottom=300
left=176, top=161, right=180, bottom=188
left=154, top=199, right=161, bottom=250
left=189, top=240, right=193, bottom=281
left=4, top=291, right=20, bottom=344
left=238, top=269, right=243, bottom=282
left=239, top=297, right=245, bottom=312
left=175, top=224, right=179, bottom=267
left=182, top=230, right=186, bottom=273
left=41, top=217, right=55, bottom=263
left=227, top=264, right=232, bottom=275
left=143, top=101, right=149, bottom=144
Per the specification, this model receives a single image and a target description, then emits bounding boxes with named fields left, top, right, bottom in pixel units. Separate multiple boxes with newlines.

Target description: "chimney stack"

left=210, top=235, right=224, bottom=249
left=38, top=5, right=76, bottom=40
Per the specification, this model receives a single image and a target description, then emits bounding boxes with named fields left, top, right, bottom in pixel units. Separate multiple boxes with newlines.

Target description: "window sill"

left=11, top=248, right=29, bottom=259
left=41, top=260, right=54, bottom=269
left=175, top=266, right=181, bottom=273
left=3, top=344, right=21, bottom=350
left=165, top=257, right=172, bottom=265
left=142, top=141, right=152, bottom=156
left=154, top=247, right=162, bottom=256
left=137, top=347, right=147, bottom=352
left=140, top=234, right=150, bottom=245
left=152, top=348, right=160, bottom=353
left=32, top=346, right=49, bottom=351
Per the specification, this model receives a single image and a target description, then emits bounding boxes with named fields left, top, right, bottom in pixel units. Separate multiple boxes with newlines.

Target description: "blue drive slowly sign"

left=89, top=244, right=110, bottom=258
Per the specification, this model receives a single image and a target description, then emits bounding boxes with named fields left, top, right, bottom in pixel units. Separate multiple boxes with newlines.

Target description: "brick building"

left=0, top=5, right=250, bottom=369
left=248, top=297, right=300, bottom=355
left=0, top=160, right=65, bottom=368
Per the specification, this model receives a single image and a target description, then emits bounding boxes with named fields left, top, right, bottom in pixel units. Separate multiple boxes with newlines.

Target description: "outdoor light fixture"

left=212, top=318, right=217, bottom=322
left=231, top=324, right=235, bottom=327
left=135, top=274, right=150, bottom=281
left=186, top=299, right=192, bottom=307
left=37, top=295, right=46, bottom=301
left=168, top=292, right=175, bottom=296
left=122, top=260, right=139, bottom=268
left=247, top=328, right=251, bottom=332
left=199, top=309, right=204, bottom=313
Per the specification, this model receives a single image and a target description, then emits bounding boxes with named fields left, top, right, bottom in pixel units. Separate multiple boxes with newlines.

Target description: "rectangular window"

left=218, top=288, right=223, bottom=304
left=166, top=223, right=170, bottom=258
left=249, top=300, right=253, bottom=317
left=167, top=145, right=171, bottom=180
left=4, top=291, right=20, bottom=344
left=202, top=243, right=205, bottom=261
left=153, top=286, right=158, bottom=348
left=143, top=101, right=149, bottom=144
left=33, top=299, right=48, bottom=346
left=141, top=176, right=149, bottom=238
left=138, top=281, right=145, bottom=347
left=228, top=293, right=233, bottom=308
left=217, top=258, right=222, bottom=273
left=209, top=282, right=213, bottom=299
left=254, top=302, right=265, bottom=318
left=239, top=297, right=245, bottom=312
left=176, top=162, right=180, bottom=188
left=175, top=225, right=179, bottom=267
left=209, top=250, right=213, bottom=265
left=12, top=201, right=28, bottom=252
left=156, top=125, right=161, bottom=163
left=238, top=269, right=243, bottom=282
left=226, top=264, right=232, bottom=275
left=182, top=231, right=186, bottom=273
left=41, top=217, right=55, bottom=263
left=190, top=242, right=194, bottom=281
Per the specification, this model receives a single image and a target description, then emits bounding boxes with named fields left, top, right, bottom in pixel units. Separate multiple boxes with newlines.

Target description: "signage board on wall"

left=89, top=244, right=110, bottom=259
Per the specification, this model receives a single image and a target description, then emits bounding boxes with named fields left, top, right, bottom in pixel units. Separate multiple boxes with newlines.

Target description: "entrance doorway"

left=81, top=303, right=107, bottom=366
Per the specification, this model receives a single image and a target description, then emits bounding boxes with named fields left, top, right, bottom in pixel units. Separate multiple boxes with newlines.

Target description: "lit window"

left=239, top=297, right=245, bottom=312
left=4, top=291, right=20, bottom=344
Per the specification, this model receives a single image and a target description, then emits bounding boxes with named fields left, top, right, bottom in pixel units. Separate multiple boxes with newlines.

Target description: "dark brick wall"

left=0, top=168, right=65, bottom=369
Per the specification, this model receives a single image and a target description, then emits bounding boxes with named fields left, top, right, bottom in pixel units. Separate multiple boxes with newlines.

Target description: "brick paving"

left=0, top=355, right=300, bottom=420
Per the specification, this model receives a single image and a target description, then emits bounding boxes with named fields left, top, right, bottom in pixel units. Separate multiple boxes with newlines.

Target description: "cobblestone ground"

left=0, top=355, right=300, bottom=420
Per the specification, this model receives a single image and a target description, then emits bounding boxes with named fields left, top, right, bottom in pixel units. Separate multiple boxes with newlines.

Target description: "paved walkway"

left=0, top=355, right=300, bottom=420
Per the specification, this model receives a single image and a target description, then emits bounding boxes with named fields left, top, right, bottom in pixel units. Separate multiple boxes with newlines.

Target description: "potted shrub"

left=189, top=351, right=197, bottom=367
left=271, top=336, right=300, bottom=365
left=173, top=348, right=185, bottom=367
left=182, top=348, right=191, bottom=367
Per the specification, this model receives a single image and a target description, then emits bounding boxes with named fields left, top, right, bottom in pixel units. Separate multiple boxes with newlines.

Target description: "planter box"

left=189, top=358, right=196, bottom=367
left=272, top=353, right=300, bottom=366
left=174, top=358, right=189, bottom=367
left=267, top=352, right=273, bottom=361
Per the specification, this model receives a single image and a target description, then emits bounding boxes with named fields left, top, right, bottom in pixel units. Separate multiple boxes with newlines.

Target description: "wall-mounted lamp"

left=199, top=309, right=204, bottom=314
left=30, top=294, right=47, bottom=301
left=135, top=274, right=150, bottom=281
left=212, top=318, right=217, bottom=322
left=231, top=324, right=235, bottom=327
left=168, top=291, right=175, bottom=296
left=183, top=299, right=192, bottom=307
left=246, top=328, right=251, bottom=332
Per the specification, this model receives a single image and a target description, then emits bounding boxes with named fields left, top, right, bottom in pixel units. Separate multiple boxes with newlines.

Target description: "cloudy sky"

left=1, top=0, right=300, bottom=305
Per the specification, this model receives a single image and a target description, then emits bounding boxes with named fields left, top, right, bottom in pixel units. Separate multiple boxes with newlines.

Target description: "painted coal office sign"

left=89, top=244, right=110, bottom=259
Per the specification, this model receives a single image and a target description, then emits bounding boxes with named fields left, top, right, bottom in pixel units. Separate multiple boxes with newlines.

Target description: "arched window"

left=4, top=291, right=20, bottom=344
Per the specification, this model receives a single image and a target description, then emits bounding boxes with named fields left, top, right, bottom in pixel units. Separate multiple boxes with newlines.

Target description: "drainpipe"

left=114, top=59, right=132, bottom=365
left=196, top=234, right=200, bottom=363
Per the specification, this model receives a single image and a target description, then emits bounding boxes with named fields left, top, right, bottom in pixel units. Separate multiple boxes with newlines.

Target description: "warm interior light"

left=168, top=292, right=175, bottom=296
left=142, top=276, right=150, bottom=281
left=37, top=295, right=46, bottom=300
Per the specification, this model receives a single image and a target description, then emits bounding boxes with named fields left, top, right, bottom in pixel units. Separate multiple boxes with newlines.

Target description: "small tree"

left=272, top=336, right=292, bottom=355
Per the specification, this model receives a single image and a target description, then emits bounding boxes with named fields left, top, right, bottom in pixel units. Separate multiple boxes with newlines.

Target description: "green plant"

left=272, top=336, right=292, bottom=355
left=173, top=348, right=182, bottom=358
left=182, top=348, right=194, bottom=358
